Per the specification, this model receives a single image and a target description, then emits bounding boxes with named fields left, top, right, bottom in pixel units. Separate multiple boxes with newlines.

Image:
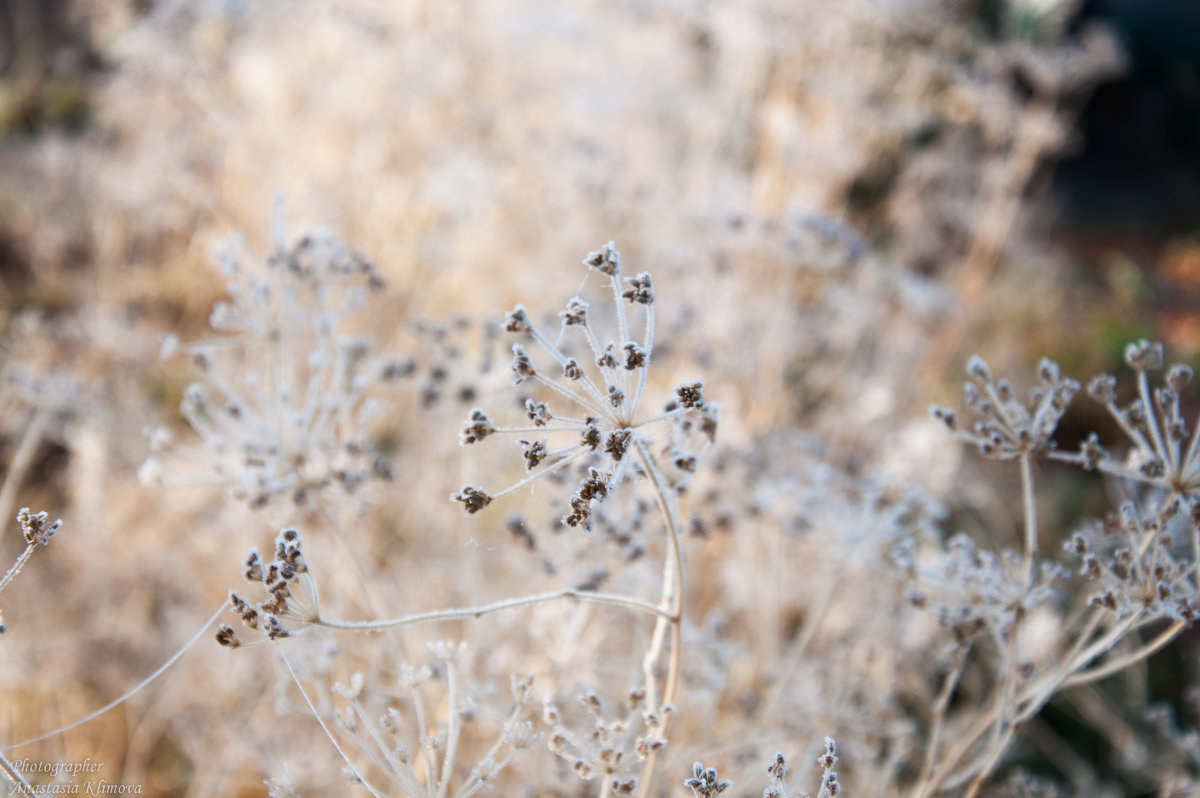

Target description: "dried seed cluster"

left=1068, top=497, right=1200, bottom=622
left=930, top=355, right=1078, bottom=460
left=450, top=242, right=717, bottom=532
left=17, top=507, right=61, bottom=547
left=903, top=533, right=1068, bottom=647
left=544, top=685, right=668, bottom=793
left=219, top=528, right=319, bottom=647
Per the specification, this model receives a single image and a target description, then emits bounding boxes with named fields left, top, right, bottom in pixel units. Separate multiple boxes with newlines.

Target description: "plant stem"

left=0, top=751, right=36, bottom=797
left=633, top=438, right=685, bottom=798
left=315, top=588, right=673, bottom=633
left=438, top=658, right=459, bottom=798
left=1019, top=452, right=1038, bottom=590
left=1062, top=619, right=1186, bottom=689
left=916, top=645, right=969, bottom=792
left=279, top=649, right=385, bottom=798
left=0, top=544, right=35, bottom=595
left=4, top=600, right=229, bottom=750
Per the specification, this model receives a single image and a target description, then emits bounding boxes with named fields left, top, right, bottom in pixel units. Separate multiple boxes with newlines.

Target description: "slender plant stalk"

left=961, top=453, right=1041, bottom=797
left=4, top=601, right=229, bottom=750
left=0, top=751, right=35, bottom=797
left=279, top=650, right=385, bottom=798
left=437, top=658, right=460, bottom=798
left=756, top=573, right=838, bottom=723
left=633, top=437, right=685, bottom=798
left=919, top=452, right=1043, bottom=796
left=916, top=645, right=970, bottom=792
left=315, top=588, right=673, bottom=633
left=1062, top=619, right=1186, bottom=689
left=0, top=544, right=35, bottom=595
left=1018, top=453, right=1038, bottom=589
left=410, top=679, right=437, bottom=795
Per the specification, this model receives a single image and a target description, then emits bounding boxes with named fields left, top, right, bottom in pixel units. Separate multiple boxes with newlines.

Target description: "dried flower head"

left=1069, top=342, right=1200, bottom=498
left=931, top=354, right=1078, bottom=460
left=685, top=761, right=731, bottom=797
left=220, top=527, right=321, bottom=645
left=1, top=508, right=63, bottom=635
left=449, top=243, right=716, bottom=531
left=16, top=507, right=61, bottom=547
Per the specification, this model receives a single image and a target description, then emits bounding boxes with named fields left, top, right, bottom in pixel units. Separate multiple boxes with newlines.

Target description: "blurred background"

left=1, top=0, right=1199, bottom=795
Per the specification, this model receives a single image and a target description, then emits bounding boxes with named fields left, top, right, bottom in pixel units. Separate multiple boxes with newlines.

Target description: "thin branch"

left=0, top=751, right=36, bottom=797
left=314, top=588, right=673, bottom=633
left=3, top=600, right=229, bottom=750
left=634, top=437, right=685, bottom=798
left=1062, top=620, right=1187, bottom=690
left=279, top=649, right=385, bottom=798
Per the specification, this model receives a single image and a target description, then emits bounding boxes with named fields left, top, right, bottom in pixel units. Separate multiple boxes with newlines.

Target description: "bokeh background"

left=1, top=0, right=1199, bottom=796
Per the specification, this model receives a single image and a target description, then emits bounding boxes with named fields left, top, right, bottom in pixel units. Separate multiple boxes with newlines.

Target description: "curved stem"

left=0, top=751, right=36, bottom=797
left=315, top=588, right=673, bottom=633
left=4, top=600, right=229, bottom=750
left=635, top=439, right=685, bottom=619
left=279, top=649, right=385, bottom=798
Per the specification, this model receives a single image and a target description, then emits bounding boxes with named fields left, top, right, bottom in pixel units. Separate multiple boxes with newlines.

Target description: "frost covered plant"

left=917, top=342, right=1200, bottom=797
left=313, top=644, right=539, bottom=798
left=450, top=241, right=717, bottom=795
left=217, top=528, right=320, bottom=646
left=140, top=201, right=399, bottom=511
left=1066, top=340, right=1200, bottom=496
left=451, top=241, right=717, bottom=529
left=684, top=761, right=731, bottom=797
left=685, top=740, right=841, bottom=798
left=0, top=508, right=61, bottom=637
left=218, top=243, right=715, bottom=796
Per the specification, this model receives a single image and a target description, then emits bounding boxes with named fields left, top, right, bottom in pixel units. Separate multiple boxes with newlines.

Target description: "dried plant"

left=6, top=3, right=1195, bottom=796
left=919, top=342, right=1200, bottom=796
left=139, top=198, right=397, bottom=513
left=0, top=508, right=61, bottom=796
left=210, top=240, right=721, bottom=797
